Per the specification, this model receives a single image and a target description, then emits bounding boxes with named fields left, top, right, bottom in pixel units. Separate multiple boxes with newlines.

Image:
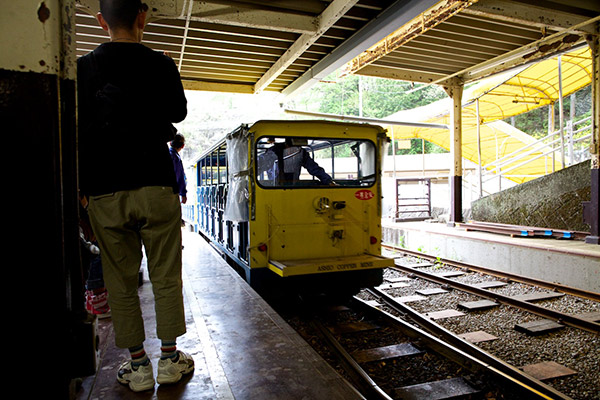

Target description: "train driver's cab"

left=255, top=136, right=377, bottom=188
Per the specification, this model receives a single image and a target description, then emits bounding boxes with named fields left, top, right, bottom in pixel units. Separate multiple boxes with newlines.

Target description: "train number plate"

left=354, top=189, right=374, bottom=200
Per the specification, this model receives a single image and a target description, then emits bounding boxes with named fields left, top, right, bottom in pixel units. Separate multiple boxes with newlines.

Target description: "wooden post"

left=558, top=55, right=566, bottom=168
left=476, top=98, right=483, bottom=198
left=443, top=80, right=464, bottom=225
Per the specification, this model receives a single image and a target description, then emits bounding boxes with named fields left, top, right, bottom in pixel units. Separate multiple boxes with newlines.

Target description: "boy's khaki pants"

left=88, top=186, right=186, bottom=348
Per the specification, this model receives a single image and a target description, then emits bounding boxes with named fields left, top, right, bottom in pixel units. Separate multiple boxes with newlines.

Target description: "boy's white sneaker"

left=157, top=350, right=195, bottom=384
left=116, top=360, right=155, bottom=392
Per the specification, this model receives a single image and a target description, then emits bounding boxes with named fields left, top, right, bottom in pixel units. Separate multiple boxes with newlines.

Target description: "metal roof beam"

left=187, top=1, right=318, bottom=34
left=352, top=64, right=449, bottom=84
left=342, top=0, right=475, bottom=77
left=280, top=0, right=441, bottom=99
left=282, top=108, right=449, bottom=130
left=462, top=0, right=597, bottom=35
left=252, top=0, right=359, bottom=94
left=199, top=0, right=327, bottom=15
left=461, top=24, right=594, bottom=82
left=182, top=79, right=254, bottom=93
left=77, top=0, right=320, bottom=33
left=382, top=16, right=598, bottom=89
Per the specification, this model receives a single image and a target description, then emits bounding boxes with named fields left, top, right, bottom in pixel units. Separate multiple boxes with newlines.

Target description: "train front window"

left=256, top=136, right=376, bottom=188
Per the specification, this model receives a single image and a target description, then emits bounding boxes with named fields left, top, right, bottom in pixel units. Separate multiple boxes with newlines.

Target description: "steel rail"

left=360, top=291, right=572, bottom=400
left=382, top=244, right=600, bottom=302
left=384, top=260, right=600, bottom=334
left=311, top=319, right=393, bottom=400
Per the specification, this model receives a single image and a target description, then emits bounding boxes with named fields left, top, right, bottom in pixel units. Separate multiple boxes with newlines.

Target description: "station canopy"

left=74, top=0, right=598, bottom=99
left=74, top=0, right=442, bottom=95
left=342, top=0, right=599, bottom=87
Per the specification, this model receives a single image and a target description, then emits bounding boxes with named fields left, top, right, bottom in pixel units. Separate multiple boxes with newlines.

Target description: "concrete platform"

left=75, top=231, right=363, bottom=400
left=383, top=220, right=600, bottom=294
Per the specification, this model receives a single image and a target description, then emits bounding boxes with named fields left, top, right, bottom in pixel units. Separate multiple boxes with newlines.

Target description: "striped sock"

left=129, top=345, right=149, bottom=367
left=160, top=340, right=178, bottom=360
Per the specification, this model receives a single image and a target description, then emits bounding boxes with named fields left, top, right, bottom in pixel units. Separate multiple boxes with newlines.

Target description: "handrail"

left=479, top=115, right=592, bottom=182
left=484, top=114, right=591, bottom=168
left=484, top=130, right=560, bottom=169
left=483, top=136, right=562, bottom=173
left=484, top=122, right=591, bottom=171
left=483, top=143, right=561, bottom=182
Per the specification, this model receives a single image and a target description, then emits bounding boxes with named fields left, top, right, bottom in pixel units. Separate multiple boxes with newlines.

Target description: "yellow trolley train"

left=188, top=120, right=394, bottom=297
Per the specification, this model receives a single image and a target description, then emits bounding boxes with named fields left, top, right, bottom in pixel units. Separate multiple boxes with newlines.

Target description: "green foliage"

left=504, top=85, right=592, bottom=139
left=389, top=138, right=447, bottom=156
left=288, top=74, right=448, bottom=155
left=174, top=91, right=285, bottom=163
left=396, top=235, right=405, bottom=248
left=306, top=74, right=446, bottom=118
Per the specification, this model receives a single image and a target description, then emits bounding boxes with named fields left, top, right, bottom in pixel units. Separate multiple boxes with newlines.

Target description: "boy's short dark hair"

left=172, top=133, right=185, bottom=149
left=99, top=0, right=147, bottom=30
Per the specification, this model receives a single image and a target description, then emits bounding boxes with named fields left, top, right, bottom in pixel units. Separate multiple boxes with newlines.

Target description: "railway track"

left=372, top=244, right=600, bottom=399
left=270, top=246, right=599, bottom=400
left=382, top=244, right=600, bottom=303
left=277, top=294, right=564, bottom=399
left=380, top=245, right=600, bottom=335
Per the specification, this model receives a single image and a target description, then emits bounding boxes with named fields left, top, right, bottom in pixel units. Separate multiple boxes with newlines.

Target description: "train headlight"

left=313, top=197, right=330, bottom=213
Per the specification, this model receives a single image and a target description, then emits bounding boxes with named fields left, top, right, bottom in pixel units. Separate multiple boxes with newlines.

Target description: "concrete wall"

left=471, top=160, right=591, bottom=231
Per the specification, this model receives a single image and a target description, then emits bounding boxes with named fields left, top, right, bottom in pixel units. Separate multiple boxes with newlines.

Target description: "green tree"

left=288, top=74, right=447, bottom=154
left=308, top=74, right=446, bottom=118
left=505, top=85, right=591, bottom=139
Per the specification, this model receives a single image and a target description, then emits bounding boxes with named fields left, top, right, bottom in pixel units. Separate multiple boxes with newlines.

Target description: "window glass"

left=218, top=166, right=227, bottom=184
left=199, top=159, right=208, bottom=186
left=215, top=150, right=227, bottom=184
left=256, top=136, right=376, bottom=188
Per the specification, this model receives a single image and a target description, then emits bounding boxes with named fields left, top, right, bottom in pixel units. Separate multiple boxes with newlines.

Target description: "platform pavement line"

left=182, top=266, right=235, bottom=400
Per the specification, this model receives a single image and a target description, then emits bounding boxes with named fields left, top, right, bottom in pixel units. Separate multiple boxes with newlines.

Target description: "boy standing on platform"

left=77, top=0, right=194, bottom=392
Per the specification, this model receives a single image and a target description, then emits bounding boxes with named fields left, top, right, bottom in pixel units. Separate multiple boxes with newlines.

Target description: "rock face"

left=471, top=160, right=591, bottom=232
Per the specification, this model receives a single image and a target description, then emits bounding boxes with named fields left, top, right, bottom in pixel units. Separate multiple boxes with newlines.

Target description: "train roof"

left=192, top=119, right=387, bottom=163
left=249, top=119, right=386, bottom=132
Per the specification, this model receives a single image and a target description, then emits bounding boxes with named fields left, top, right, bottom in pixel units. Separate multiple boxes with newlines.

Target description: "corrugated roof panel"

left=75, top=0, right=401, bottom=94
left=344, top=0, right=598, bottom=86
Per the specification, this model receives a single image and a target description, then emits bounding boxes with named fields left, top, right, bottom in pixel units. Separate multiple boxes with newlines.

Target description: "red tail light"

left=370, top=236, right=377, bottom=245
left=258, top=243, right=268, bottom=252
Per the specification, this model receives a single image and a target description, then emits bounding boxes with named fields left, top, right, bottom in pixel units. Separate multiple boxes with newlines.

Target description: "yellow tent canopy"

left=383, top=45, right=592, bottom=184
